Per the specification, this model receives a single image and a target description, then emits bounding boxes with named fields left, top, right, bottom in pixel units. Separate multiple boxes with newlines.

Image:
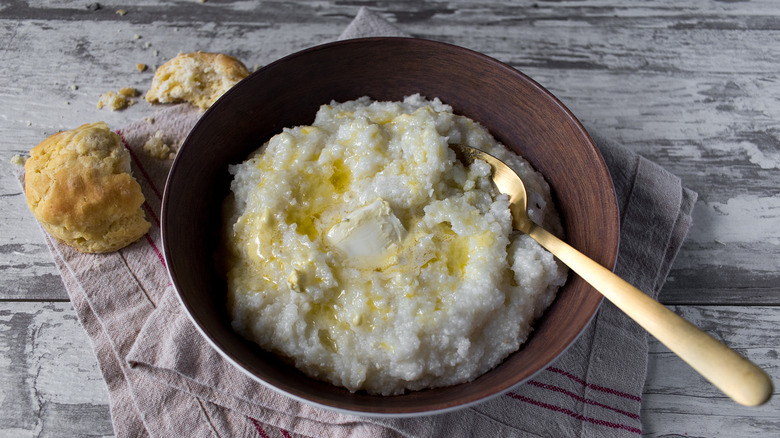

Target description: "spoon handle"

left=526, top=222, right=773, bottom=407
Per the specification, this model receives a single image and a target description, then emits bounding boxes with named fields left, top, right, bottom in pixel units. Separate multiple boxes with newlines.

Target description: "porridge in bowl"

left=223, top=95, right=567, bottom=395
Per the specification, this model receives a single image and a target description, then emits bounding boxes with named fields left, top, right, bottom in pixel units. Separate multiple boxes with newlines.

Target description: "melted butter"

left=473, top=230, right=496, bottom=248
left=228, top=210, right=296, bottom=294
left=421, top=223, right=498, bottom=277
left=233, top=212, right=276, bottom=263
left=318, top=329, right=338, bottom=353
left=284, top=157, right=352, bottom=241
left=303, top=286, right=390, bottom=353
left=325, top=198, right=405, bottom=269
left=445, top=235, right=471, bottom=276
left=366, top=297, right=380, bottom=313
left=309, top=302, right=336, bottom=326
left=434, top=296, right=443, bottom=312
left=285, top=206, right=318, bottom=241
left=431, top=222, right=470, bottom=277
left=328, top=159, right=350, bottom=192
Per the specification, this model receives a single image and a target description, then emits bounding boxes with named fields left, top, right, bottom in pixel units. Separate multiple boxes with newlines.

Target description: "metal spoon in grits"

left=450, top=143, right=773, bottom=407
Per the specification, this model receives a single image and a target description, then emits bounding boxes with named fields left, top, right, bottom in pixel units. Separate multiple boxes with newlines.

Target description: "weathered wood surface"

left=2, top=0, right=779, bottom=304
left=1, top=303, right=776, bottom=437
left=0, top=302, right=113, bottom=437
left=1, top=1, right=778, bottom=436
left=643, top=306, right=780, bottom=437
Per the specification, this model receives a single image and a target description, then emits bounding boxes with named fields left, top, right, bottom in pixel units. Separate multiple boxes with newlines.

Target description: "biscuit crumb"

left=97, top=91, right=126, bottom=110
left=136, top=63, right=148, bottom=72
left=10, top=154, right=25, bottom=166
left=133, top=34, right=141, bottom=40
left=153, top=50, right=159, bottom=56
left=97, top=89, right=138, bottom=110
left=116, top=9, right=127, bottom=15
left=143, top=131, right=172, bottom=159
left=144, top=42, right=152, bottom=48
left=119, top=87, right=140, bottom=97
left=71, top=84, right=79, bottom=90
left=143, top=116, right=155, bottom=124
left=145, top=51, right=250, bottom=109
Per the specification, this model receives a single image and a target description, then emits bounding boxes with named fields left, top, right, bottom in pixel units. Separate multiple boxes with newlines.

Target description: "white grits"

left=223, top=95, right=567, bottom=395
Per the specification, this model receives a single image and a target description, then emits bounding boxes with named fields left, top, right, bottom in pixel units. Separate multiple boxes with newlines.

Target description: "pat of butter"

left=326, top=198, right=406, bottom=268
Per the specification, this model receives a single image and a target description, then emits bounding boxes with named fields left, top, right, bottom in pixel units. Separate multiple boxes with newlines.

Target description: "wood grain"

left=0, top=302, right=113, bottom=437
left=2, top=1, right=778, bottom=304
left=0, top=0, right=778, bottom=435
left=642, top=306, right=780, bottom=436
left=1, top=304, right=775, bottom=437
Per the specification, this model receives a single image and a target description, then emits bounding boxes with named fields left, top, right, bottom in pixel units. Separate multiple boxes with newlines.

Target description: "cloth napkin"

left=25, top=8, right=696, bottom=438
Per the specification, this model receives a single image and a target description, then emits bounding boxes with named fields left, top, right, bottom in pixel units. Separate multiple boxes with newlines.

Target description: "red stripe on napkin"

left=249, top=417, right=271, bottom=438
left=525, top=380, right=640, bottom=420
left=506, top=392, right=641, bottom=435
left=144, top=234, right=166, bottom=270
left=547, top=367, right=642, bottom=402
left=142, top=202, right=160, bottom=227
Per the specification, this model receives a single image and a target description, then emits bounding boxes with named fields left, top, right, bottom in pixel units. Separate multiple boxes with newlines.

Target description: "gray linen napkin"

left=24, top=8, right=696, bottom=438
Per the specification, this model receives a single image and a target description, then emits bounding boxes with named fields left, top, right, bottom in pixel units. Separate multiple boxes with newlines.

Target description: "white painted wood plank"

left=0, top=302, right=113, bottom=437
left=2, top=303, right=776, bottom=436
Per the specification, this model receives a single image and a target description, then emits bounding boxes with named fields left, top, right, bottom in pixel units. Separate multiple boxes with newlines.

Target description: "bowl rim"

left=162, top=36, right=619, bottom=417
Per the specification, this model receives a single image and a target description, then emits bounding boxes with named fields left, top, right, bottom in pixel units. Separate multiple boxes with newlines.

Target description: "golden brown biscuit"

left=24, top=122, right=151, bottom=253
left=145, top=51, right=250, bottom=109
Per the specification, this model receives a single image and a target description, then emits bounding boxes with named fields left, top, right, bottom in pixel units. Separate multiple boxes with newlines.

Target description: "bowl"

left=161, top=37, right=619, bottom=416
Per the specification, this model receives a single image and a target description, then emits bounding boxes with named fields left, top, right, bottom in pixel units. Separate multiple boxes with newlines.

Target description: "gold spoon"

left=450, top=143, right=773, bottom=407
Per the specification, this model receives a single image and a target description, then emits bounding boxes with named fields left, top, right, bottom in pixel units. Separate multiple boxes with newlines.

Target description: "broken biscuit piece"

left=97, top=88, right=140, bottom=110
left=97, top=91, right=130, bottom=110
left=145, top=51, right=250, bottom=110
left=143, top=130, right=172, bottom=159
left=24, top=122, right=151, bottom=253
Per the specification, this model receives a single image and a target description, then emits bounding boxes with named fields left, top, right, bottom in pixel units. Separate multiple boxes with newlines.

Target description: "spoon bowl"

left=450, top=143, right=533, bottom=233
left=450, top=143, right=773, bottom=407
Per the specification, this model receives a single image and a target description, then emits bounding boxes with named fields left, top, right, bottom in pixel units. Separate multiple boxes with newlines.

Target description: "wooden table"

left=1, top=1, right=777, bottom=436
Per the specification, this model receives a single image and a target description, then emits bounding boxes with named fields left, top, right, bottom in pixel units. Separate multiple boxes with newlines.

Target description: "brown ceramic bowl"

left=162, top=37, right=619, bottom=416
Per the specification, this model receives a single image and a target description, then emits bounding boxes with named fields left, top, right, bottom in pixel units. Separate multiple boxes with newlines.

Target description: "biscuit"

left=145, top=51, right=250, bottom=110
left=24, top=122, right=151, bottom=253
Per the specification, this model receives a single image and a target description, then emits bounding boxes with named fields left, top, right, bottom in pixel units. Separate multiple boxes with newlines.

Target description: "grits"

left=223, top=95, right=567, bottom=395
